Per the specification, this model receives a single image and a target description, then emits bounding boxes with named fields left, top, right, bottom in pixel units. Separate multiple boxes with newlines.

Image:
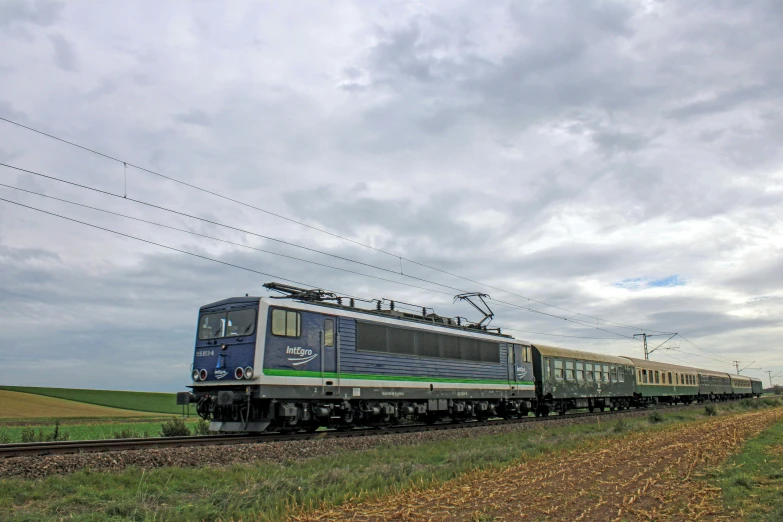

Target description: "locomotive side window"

left=271, top=309, right=301, bottom=338
left=324, top=319, right=334, bottom=347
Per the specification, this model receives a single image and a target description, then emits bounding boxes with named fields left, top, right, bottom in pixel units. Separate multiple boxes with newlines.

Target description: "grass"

left=0, top=405, right=748, bottom=522
left=0, top=418, right=206, bottom=443
left=710, top=413, right=783, bottom=520
left=0, top=386, right=187, bottom=415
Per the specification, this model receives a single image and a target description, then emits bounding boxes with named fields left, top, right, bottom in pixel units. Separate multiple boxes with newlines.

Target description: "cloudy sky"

left=1, top=0, right=781, bottom=392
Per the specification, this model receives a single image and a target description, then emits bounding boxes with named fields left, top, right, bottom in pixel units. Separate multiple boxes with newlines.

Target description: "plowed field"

left=297, top=408, right=783, bottom=521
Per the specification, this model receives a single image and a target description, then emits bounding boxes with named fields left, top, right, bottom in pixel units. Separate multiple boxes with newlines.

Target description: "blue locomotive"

left=178, top=283, right=762, bottom=432
left=179, top=283, right=535, bottom=432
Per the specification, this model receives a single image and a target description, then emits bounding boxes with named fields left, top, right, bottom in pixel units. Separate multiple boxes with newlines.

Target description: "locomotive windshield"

left=198, top=308, right=256, bottom=340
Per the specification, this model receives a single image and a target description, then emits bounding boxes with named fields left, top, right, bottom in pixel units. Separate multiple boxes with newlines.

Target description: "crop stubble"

left=296, top=407, right=783, bottom=521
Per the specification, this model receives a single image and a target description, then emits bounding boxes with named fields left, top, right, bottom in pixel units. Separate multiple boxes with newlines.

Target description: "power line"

left=0, top=182, right=462, bottom=298
left=0, top=162, right=640, bottom=340
left=0, top=115, right=671, bottom=334
left=500, top=327, right=634, bottom=340
left=675, top=334, right=732, bottom=364
left=0, top=195, right=646, bottom=345
left=0, top=196, right=323, bottom=291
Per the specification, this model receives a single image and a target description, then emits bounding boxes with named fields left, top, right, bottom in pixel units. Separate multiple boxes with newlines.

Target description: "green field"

left=0, top=386, right=186, bottom=415
left=0, top=418, right=205, bottom=444
left=712, top=413, right=783, bottom=520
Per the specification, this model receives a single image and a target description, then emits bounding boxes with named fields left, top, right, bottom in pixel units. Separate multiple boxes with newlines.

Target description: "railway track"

left=0, top=400, right=742, bottom=458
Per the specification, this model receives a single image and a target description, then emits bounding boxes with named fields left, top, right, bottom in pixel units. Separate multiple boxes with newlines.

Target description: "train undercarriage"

left=179, top=388, right=535, bottom=432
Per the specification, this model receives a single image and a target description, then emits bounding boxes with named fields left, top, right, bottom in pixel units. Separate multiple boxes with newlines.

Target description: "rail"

left=0, top=400, right=746, bottom=459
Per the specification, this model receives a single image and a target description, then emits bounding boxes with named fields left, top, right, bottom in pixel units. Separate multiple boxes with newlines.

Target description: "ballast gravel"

left=0, top=408, right=678, bottom=480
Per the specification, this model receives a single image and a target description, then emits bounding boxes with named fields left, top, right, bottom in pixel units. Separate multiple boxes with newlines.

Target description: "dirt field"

left=297, top=408, right=783, bottom=521
left=0, top=390, right=156, bottom=419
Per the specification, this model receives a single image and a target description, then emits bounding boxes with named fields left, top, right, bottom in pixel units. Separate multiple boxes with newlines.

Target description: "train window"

left=576, top=362, right=584, bottom=380
left=642, top=369, right=648, bottom=384
left=324, top=319, right=334, bottom=347
left=508, top=347, right=514, bottom=366
left=654, top=371, right=659, bottom=384
left=610, top=365, right=617, bottom=382
left=602, top=365, right=609, bottom=382
left=200, top=309, right=257, bottom=340
left=565, top=361, right=574, bottom=380
left=637, top=369, right=641, bottom=382
left=586, top=363, right=594, bottom=381
left=524, top=346, right=531, bottom=362
left=270, top=309, right=300, bottom=337
left=668, top=372, right=673, bottom=384
left=554, top=360, right=564, bottom=380
left=618, top=366, right=624, bottom=382
left=547, top=358, right=553, bottom=378
left=199, top=312, right=226, bottom=340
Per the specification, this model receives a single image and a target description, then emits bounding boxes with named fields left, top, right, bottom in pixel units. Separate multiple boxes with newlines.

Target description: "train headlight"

left=234, top=367, right=244, bottom=380
left=244, top=366, right=254, bottom=379
left=192, top=369, right=200, bottom=381
left=199, top=369, right=208, bottom=381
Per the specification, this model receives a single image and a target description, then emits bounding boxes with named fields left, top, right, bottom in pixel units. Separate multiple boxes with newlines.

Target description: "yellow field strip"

left=0, top=390, right=157, bottom=419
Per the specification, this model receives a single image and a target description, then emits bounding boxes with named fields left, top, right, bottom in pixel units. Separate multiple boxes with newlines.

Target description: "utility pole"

left=635, top=332, right=676, bottom=361
left=734, top=361, right=740, bottom=375
left=634, top=333, right=649, bottom=360
left=767, top=370, right=782, bottom=387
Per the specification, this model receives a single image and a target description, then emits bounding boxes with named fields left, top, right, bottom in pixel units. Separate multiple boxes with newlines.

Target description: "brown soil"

left=0, top=390, right=153, bottom=419
left=295, top=408, right=783, bottom=521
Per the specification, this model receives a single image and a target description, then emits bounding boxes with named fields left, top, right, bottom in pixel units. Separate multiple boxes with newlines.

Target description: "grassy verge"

left=3, top=402, right=779, bottom=521
left=709, top=413, right=783, bottom=520
left=0, top=418, right=206, bottom=443
left=0, top=386, right=187, bottom=415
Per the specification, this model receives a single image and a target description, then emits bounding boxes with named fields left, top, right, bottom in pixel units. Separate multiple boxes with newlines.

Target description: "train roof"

left=626, top=358, right=738, bottom=378
left=627, top=357, right=707, bottom=374
left=532, top=344, right=633, bottom=365
left=200, top=297, right=262, bottom=310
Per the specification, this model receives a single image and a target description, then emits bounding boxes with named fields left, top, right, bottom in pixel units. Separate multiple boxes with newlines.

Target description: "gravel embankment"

left=0, top=408, right=687, bottom=480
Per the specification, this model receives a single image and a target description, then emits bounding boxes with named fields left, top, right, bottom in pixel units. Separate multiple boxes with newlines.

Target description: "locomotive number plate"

left=195, top=350, right=215, bottom=357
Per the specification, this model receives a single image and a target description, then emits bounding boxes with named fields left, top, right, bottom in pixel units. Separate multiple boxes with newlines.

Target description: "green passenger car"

left=730, top=375, right=753, bottom=397
left=626, top=358, right=700, bottom=404
left=532, top=344, right=635, bottom=415
left=697, top=369, right=732, bottom=399
left=751, top=378, right=763, bottom=397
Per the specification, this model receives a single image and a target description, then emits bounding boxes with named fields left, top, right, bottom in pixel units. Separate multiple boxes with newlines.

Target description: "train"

left=177, top=283, right=764, bottom=432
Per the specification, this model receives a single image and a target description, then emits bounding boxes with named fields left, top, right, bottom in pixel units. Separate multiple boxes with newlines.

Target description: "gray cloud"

left=0, top=0, right=781, bottom=390
left=0, top=0, right=62, bottom=29
left=47, top=33, right=77, bottom=71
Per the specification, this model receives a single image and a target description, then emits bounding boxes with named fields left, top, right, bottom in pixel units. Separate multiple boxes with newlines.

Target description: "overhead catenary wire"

left=0, top=115, right=671, bottom=334
left=0, top=162, right=640, bottom=340
left=0, top=195, right=637, bottom=342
